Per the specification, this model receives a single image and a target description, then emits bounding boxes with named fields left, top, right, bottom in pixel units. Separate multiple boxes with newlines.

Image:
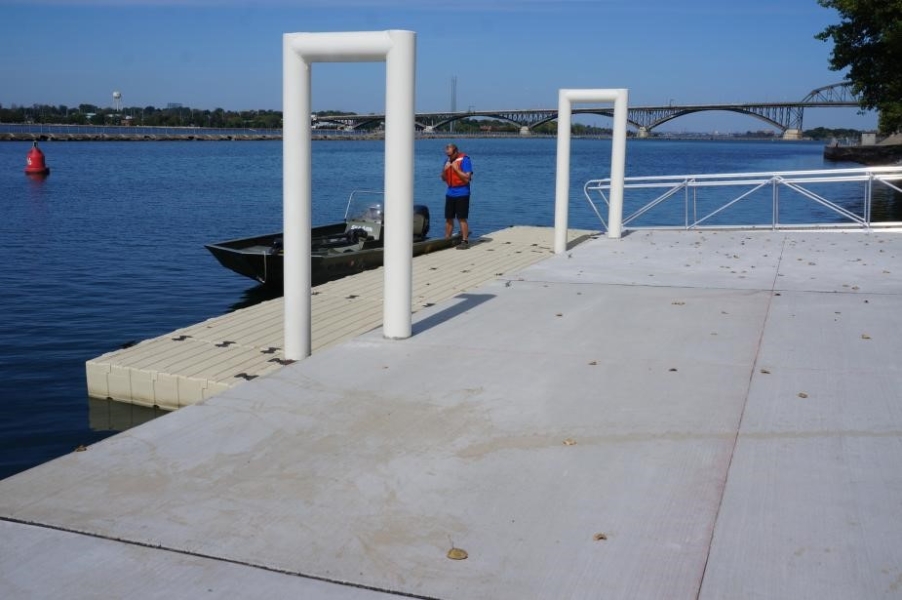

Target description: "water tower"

left=113, top=90, right=122, bottom=112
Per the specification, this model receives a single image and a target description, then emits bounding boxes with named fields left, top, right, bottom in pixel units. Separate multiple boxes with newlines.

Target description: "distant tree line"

left=0, top=103, right=283, bottom=129
left=0, top=102, right=868, bottom=140
left=801, top=126, right=865, bottom=141
left=0, top=104, right=610, bottom=135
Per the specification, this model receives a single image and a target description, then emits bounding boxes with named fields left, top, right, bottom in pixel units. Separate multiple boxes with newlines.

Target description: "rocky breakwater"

left=824, top=133, right=902, bottom=165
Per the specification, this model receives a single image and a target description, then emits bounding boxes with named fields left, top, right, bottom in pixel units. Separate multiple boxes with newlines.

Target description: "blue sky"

left=0, top=0, right=877, bottom=132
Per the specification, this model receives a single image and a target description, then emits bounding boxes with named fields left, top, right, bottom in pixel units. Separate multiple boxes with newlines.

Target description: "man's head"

left=445, top=144, right=459, bottom=158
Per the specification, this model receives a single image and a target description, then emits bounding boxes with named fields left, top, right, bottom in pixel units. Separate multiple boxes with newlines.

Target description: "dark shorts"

left=445, top=195, right=470, bottom=220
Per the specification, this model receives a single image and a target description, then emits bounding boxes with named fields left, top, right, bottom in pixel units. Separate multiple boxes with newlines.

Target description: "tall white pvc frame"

left=283, top=30, right=416, bottom=360
left=554, top=89, right=629, bottom=253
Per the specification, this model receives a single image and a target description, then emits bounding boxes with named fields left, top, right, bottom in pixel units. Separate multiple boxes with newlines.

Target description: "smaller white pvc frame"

left=283, top=30, right=416, bottom=360
left=554, top=89, right=629, bottom=252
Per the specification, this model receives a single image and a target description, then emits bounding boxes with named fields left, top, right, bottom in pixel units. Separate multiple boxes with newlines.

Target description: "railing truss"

left=583, top=166, right=902, bottom=232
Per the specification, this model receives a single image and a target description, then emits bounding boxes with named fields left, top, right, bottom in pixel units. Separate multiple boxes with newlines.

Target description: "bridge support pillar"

left=783, top=128, right=802, bottom=140
left=424, top=126, right=433, bottom=133
left=637, top=126, right=650, bottom=139
left=520, top=126, right=531, bottom=136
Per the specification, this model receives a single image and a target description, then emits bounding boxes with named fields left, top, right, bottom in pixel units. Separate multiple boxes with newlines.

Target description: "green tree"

left=815, top=0, right=902, bottom=134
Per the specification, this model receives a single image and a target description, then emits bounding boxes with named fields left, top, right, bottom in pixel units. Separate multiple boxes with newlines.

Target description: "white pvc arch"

left=554, top=88, right=629, bottom=253
left=283, top=30, right=416, bottom=360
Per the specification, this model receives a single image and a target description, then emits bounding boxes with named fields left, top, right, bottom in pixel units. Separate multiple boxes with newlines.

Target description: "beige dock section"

left=86, top=226, right=596, bottom=409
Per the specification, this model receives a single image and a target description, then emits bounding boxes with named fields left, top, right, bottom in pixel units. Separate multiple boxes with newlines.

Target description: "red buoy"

left=24, top=141, right=50, bottom=177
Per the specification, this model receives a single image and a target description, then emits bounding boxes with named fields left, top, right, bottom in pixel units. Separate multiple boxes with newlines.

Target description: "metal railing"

left=584, top=166, right=902, bottom=231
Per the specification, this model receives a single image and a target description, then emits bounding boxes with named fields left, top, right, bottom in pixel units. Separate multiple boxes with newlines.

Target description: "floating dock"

left=86, top=226, right=596, bottom=409
left=3, top=227, right=902, bottom=599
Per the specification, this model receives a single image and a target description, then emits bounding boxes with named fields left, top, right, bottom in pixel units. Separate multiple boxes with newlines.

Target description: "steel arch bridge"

left=313, top=83, right=863, bottom=138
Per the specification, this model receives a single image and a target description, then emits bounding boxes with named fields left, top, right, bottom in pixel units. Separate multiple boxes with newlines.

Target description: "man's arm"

left=455, top=157, right=473, bottom=181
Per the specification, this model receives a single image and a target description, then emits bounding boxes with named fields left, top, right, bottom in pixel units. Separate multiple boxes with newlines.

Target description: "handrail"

left=584, top=166, right=902, bottom=231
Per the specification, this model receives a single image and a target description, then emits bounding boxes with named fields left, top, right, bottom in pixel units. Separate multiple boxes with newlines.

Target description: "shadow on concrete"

left=412, top=293, right=496, bottom=336
left=569, top=231, right=605, bottom=248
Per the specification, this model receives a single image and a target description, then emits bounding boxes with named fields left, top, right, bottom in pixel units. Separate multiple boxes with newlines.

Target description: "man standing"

left=441, top=143, right=473, bottom=249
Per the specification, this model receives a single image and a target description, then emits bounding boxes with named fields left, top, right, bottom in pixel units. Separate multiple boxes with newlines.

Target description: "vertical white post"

left=609, top=91, right=629, bottom=238
left=553, top=91, right=573, bottom=255
left=382, top=30, right=416, bottom=339
left=553, top=88, right=629, bottom=253
left=283, top=36, right=312, bottom=360
left=282, top=30, right=416, bottom=360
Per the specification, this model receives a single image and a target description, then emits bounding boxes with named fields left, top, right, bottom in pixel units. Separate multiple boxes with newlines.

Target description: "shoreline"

left=1, top=131, right=810, bottom=143
left=0, top=132, right=349, bottom=142
left=824, top=142, right=902, bottom=165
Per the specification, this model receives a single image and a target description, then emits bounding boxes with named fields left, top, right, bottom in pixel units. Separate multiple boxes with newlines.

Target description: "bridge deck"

left=316, top=83, right=860, bottom=133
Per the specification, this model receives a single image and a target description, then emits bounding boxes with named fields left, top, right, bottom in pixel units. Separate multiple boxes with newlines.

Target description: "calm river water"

left=0, top=137, right=889, bottom=480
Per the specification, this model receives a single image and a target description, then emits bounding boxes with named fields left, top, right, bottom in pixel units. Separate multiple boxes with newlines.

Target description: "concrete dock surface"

left=2, top=228, right=902, bottom=599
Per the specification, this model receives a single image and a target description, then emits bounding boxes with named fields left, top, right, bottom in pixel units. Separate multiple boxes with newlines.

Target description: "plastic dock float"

left=86, top=226, right=596, bottom=409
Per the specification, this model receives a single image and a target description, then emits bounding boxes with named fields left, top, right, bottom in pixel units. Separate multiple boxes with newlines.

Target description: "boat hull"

left=206, top=223, right=461, bottom=288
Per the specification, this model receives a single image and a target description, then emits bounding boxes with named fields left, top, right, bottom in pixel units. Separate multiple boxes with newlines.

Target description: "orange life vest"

left=442, top=153, right=470, bottom=188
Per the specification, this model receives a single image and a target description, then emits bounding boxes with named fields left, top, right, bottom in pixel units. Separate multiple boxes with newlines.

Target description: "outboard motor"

left=413, top=205, right=430, bottom=240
